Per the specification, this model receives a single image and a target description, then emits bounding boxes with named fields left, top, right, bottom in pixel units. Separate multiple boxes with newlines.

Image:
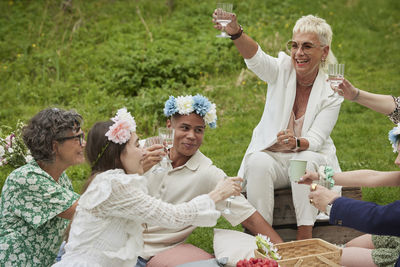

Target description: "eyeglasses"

left=286, top=40, right=325, bottom=55
left=56, top=132, right=85, bottom=146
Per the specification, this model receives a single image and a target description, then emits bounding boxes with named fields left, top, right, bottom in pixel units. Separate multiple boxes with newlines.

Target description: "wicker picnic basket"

left=254, top=238, right=342, bottom=267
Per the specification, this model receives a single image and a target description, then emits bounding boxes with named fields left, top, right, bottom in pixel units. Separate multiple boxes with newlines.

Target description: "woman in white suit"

left=213, top=14, right=342, bottom=239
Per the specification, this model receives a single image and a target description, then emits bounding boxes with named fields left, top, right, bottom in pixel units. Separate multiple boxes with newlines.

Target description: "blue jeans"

left=135, top=256, right=148, bottom=267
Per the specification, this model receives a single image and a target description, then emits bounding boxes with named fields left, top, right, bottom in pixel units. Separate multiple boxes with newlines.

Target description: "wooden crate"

left=254, top=238, right=342, bottom=267
left=273, top=187, right=362, bottom=226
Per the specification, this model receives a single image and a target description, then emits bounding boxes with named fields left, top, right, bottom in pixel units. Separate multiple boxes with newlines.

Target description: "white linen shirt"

left=142, top=150, right=256, bottom=259
left=238, top=46, right=343, bottom=177
left=53, top=169, right=220, bottom=267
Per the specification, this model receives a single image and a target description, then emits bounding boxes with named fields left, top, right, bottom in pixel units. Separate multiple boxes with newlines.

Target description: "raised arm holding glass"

left=212, top=12, right=343, bottom=239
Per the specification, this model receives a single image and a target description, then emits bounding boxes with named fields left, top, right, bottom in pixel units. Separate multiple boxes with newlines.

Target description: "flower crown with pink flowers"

left=105, top=108, right=137, bottom=144
left=92, top=108, right=136, bottom=167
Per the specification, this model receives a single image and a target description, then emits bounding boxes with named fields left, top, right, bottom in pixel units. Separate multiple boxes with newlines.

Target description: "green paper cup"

left=289, top=159, right=307, bottom=182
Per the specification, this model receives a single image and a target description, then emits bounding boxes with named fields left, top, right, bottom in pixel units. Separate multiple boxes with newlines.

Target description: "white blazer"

left=238, top=46, right=343, bottom=177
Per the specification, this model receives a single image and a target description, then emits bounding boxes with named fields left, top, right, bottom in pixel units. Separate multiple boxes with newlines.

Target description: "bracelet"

left=230, top=25, right=243, bottom=40
left=351, top=88, right=360, bottom=101
left=317, top=166, right=335, bottom=189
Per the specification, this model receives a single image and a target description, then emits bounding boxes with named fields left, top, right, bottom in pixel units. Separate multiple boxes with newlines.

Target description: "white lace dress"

left=52, top=169, right=220, bottom=267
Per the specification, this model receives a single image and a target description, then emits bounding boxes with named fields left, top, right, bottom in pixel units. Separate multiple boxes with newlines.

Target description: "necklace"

left=297, top=80, right=314, bottom=87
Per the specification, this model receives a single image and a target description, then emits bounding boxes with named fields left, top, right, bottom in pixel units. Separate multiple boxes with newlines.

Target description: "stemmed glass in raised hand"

left=158, top=127, right=174, bottom=165
left=215, top=3, right=233, bottom=38
left=144, top=136, right=166, bottom=174
left=328, top=63, right=345, bottom=97
left=223, top=178, right=245, bottom=215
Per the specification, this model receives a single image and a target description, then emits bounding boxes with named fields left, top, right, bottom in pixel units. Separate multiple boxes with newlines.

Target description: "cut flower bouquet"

left=0, top=121, right=32, bottom=168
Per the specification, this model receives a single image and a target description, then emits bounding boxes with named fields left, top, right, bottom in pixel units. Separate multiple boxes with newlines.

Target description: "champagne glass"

left=223, top=178, right=245, bottom=215
left=158, top=127, right=174, bottom=164
left=215, top=3, right=233, bottom=38
left=144, top=136, right=166, bottom=173
left=328, top=63, right=345, bottom=97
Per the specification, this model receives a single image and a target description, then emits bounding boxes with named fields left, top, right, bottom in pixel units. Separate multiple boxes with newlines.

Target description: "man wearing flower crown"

left=137, top=94, right=283, bottom=267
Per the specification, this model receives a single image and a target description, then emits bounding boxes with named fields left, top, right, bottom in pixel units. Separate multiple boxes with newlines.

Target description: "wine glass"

left=144, top=136, right=166, bottom=173
left=223, top=178, right=245, bottom=215
left=215, top=3, right=233, bottom=38
left=328, top=63, right=345, bottom=97
left=158, top=127, right=174, bottom=164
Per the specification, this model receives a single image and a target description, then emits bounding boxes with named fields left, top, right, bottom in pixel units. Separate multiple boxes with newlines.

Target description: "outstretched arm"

left=337, top=79, right=397, bottom=116
left=300, top=169, right=400, bottom=187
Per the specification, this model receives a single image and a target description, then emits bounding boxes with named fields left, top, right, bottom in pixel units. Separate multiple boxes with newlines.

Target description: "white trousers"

left=244, top=150, right=340, bottom=226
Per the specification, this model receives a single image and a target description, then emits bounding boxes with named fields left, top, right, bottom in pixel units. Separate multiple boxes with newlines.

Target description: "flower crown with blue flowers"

left=388, top=122, right=400, bottom=152
left=163, top=94, right=217, bottom=128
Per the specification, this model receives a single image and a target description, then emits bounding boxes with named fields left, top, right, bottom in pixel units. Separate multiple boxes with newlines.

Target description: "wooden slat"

left=273, top=187, right=362, bottom=226
left=275, top=225, right=363, bottom=244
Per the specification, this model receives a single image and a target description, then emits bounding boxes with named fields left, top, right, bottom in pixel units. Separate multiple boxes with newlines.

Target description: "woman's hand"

left=268, top=129, right=297, bottom=152
left=298, top=170, right=319, bottom=185
left=212, top=9, right=241, bottom=35
left=209, top=177, right=243, bottom=203
left=142, top=144, right=166, bottom=173
left=330, top=78, right=359, bottom=100
left=309, top=184, right=340, bottom=212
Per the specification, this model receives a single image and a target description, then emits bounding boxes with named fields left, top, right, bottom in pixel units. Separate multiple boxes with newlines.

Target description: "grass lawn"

left=1, top=0, right=399, bottom=254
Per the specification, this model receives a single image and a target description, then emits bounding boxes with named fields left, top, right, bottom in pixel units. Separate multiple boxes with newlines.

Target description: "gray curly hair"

left=22, top=107, right=83, bottom=163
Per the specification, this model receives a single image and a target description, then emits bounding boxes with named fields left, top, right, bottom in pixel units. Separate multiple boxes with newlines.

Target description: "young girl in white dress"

left=53, top=108, right=241, bottom=267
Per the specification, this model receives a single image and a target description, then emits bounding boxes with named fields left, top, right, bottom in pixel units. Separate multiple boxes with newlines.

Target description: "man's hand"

left=142, top=144, right=166, bottom=173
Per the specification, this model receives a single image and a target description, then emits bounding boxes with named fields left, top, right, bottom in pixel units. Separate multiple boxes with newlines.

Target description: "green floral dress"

left=0, top=161, right=79, bottom=266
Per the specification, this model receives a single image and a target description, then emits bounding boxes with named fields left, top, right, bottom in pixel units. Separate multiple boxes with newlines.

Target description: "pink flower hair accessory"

left=105, top=108, right=136, bottom=144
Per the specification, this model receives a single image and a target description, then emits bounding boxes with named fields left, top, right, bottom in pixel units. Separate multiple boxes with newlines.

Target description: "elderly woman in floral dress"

left=53, top=108, right=241, bottom=267
left=0, top=108, right=85, bottom=266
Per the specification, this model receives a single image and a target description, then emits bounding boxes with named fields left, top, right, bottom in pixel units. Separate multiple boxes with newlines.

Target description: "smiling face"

left=54, top=129, right=86, bottom=168
left=120, top=132, right=144, bottom=175
left=291, top=32, right=329, bottom=80
left=168, top=113, right=205, bottom=162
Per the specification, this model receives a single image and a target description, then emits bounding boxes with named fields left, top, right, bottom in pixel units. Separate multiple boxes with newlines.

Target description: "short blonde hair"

left=293, top=15, right=337, bottom=71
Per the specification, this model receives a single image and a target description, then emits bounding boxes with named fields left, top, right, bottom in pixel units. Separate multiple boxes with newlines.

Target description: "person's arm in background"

left=241, top=211, right=284, bottom=244
left=336, top=79, right=397, bottom=116
left=300, top=169, right=400, bottom=187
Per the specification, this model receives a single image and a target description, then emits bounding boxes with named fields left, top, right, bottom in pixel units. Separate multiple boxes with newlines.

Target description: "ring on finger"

left=309, top=199, right=313, bottom=204
left=283, top=138, right=289, bottom=144
left=311, top=184, right=317, bottom=191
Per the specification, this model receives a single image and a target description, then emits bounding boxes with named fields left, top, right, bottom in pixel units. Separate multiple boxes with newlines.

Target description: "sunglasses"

left=56, top=132, right=85, bottom=146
